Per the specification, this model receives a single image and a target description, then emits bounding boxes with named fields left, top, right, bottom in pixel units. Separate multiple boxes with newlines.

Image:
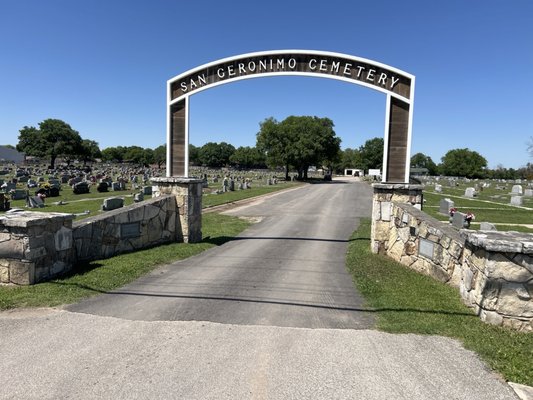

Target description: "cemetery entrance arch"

left=167, top=50, right=415, bottom=183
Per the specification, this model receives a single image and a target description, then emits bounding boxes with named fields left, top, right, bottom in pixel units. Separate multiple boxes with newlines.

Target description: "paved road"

left=68, top=180, right=375, bottom=328
left=0, top=180, right=521, bottom=399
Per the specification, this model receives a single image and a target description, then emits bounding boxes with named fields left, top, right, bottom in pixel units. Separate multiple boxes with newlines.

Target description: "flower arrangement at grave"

left=449, top=207, right=457, bottom=217
left=464, top=212, right=475, bottom=228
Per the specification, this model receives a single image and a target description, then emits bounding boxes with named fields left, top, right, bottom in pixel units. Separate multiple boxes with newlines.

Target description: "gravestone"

left=48, top=179, right=61, bottom=187
left=511, top=185, right=523, bottom=195
left=26, top=196, right=45, bottom=208
left=452, top=212, right=467, bottom=229
left=61, top=175, right=70, bottom=184
left=439, top=198, right=454, bottom=215
left=229, top=179, right=235, bottom=191
left=524, top=189, right=533, bottom=197
left=102, top=197, right=124, bottom=211
left=111, top=182, right=121, bottom=191
left=73, top=181, right=90, bottom=194
left=96, top=182, right=109, bottom=192
left=38, top=177, right=45, bottom=182
left=480, top=222, right=497, bottom=231
left=49, top=187, right=60, bottom=197
left=27, top=179, right=37, bottom=188
left=143, top=186, right=152, bottom=195
left=0, top=193, right=10, bottom=211
left=464, top=187, right=476, bottom=198
left=18, top=176, right=29, bottom=183
left=510, top=196, right=523, bottom=206
left=134, top=192, right=144, bottom=202
left=434, top=184, right=442, bottom=193
left=2, top=182, right=16, bottom=192
left=10, top=189, right=28, bottom=200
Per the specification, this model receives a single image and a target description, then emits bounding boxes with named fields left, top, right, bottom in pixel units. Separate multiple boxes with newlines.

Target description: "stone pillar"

left=151, top=177, right=203, bottom=243
left=371, top=183, right=423, bottom=254
left=460, top=231, right=533, bottom=332
left=0, top=212, right=75, bottom=285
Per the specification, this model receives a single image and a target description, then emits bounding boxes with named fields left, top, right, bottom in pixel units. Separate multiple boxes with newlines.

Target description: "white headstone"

left=439, top=198, right=454, bottom=215
left=511, top=185, right=523, bottom=195
left=479, top=222, right=497, bottom=231
left=524, top=189, right=533, bottom=197
left=435, top=184, right=442, bottom=193
left=510, top=196, right=523, bottom=206
left=464, top=187, right=476, bottom=198
left=452, top=212, right=466, bottom=229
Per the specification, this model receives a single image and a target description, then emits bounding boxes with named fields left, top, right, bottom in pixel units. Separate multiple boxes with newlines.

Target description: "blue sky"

left=1, top=0, right=532, bottom=169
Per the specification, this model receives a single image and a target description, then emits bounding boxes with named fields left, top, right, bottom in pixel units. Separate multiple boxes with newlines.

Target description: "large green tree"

left=198, top=142, right=235, bottom=167
left=79, top=139, right=102, bottom=166
left=440, top=148, right=487, bottom=178
left=359, top=137, right=384, bottom=171
left=256, top=117, right=293, bottom=178
left=154, top=144, right=166, bottom=168
left=17, top=119, right=83, bottom=169
left=256, top=116, right=341, bottom=179
left=410, top=152, right=438, bottom=175
left=229, top=146, right=267, bottom=169
left=101, top=146, right=126, bottom=163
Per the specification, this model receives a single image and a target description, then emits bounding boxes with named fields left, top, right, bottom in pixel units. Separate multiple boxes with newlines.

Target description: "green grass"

left=0, top=213, right=251, bottom=309
left=202, top=181, right=302, bottom=208
left=347, top=218, right=533, bottom=385
left=423, top=192, right=533, bottom=225
left=1, top=181, right=301, bottom=219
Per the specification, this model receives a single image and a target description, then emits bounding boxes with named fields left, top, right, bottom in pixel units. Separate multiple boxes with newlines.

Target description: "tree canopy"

left=411, top=152, right=438, bottom=175
left=256, top=116, right=341, bottom=179
left=17, top=119, right=83, bottom=168
left=440, top=148, right=487, bottom=178
left=229, top=146, right=267, bottom=169
left=197, top=142, right=235, bottom=168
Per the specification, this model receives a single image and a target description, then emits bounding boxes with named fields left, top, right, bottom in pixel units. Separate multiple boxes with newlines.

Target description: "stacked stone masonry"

left=0, top=178, right=203, bottom=286
left=0, top=212, right=75, bottom=285
left=371, top=183, right=532, bottom=332
left=73, top=195, right=178, bottom=262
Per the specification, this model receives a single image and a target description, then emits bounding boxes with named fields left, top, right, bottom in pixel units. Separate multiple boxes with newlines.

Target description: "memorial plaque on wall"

left=121, top=222, right=141, bottom=239
left=419, top=238, right=435, bottom=260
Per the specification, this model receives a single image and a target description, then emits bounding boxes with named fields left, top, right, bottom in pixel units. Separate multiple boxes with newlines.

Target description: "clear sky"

left=1, top=0, right=532, bottom=169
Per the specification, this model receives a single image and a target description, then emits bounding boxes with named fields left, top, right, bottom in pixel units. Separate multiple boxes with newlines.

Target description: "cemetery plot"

left=0, top=164, right=303, bottom=219
left=421, top=178, right=533, bottom=232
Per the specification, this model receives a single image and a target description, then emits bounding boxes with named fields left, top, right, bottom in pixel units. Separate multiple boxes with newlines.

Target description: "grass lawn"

left=347, top=218, right=533, bottom=386
left=2, top=181, right=301, bottom=219
left=423, top=192, right=533, bottom=225
left=202, top=181, right=302, bottom=208
left=0, top=213, right=251, bottom=309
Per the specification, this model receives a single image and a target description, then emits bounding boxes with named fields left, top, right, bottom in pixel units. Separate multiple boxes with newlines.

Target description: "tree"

left=440, top=148, right=487, bottom=178
left=101, top=146, right=126, bottom=163
left=17, top=119, right=82, bottom=169
left=198, top=142, right=235, bottom=167
left=79, top=139, right=101, bottom=166
left=189, top=144, right=200, bottom=165
left=359, top=137, right=384, bottom=171
left=256, top=116, right=341, bottom=179
left=256, top=117, right=293, bottom=179
left=154, top=144, right=166, bottom=168
left=410, top=152, right=438, bottom=175
left=229, top=146, right=267, bottom=169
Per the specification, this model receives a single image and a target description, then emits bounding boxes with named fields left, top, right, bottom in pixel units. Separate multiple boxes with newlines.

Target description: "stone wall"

left=371, top=183, right=424, bottom=254
left=73, top=195, right=178, bottom=261
left=0, top=179, right=204, bottom=285
left=375, top=200, right=533, bottom=332
left=461, top=231, right=533, bottom=331
left=0, top=212, right=75, bottom=285
left=152, top=177, right=203, bottom=243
